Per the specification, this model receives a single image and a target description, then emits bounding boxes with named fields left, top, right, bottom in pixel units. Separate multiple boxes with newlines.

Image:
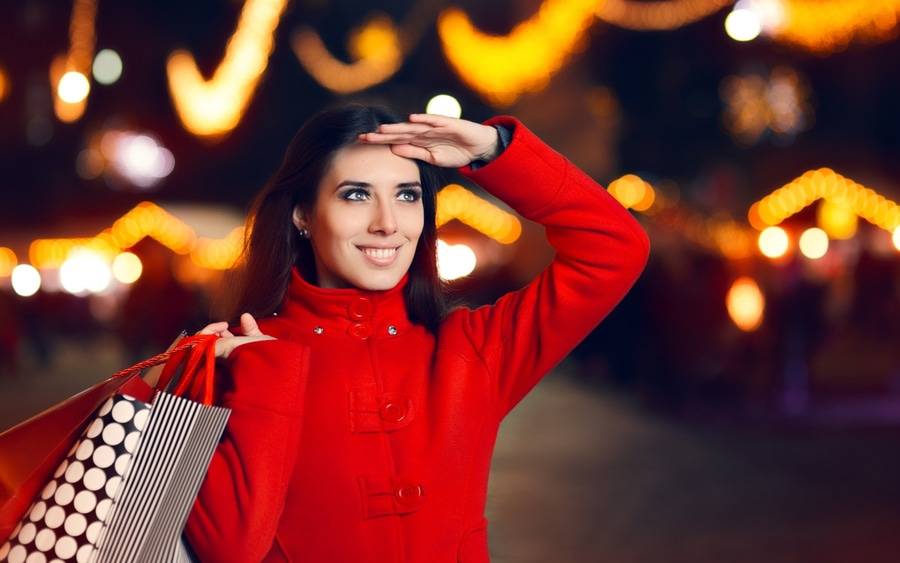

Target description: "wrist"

left=474, top=125, right=501, bottom=163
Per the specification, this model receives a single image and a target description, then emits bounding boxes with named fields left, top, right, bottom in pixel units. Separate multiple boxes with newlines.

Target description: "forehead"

left=324, top=142, right=420, bottom=183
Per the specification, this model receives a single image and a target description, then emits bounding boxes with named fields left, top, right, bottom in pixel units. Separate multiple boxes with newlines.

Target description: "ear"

left=292, top=205, right=307, bottom=231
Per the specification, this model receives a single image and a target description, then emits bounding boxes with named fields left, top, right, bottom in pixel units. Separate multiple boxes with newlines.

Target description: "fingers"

left=196, top=321, right=228, bottom=336
left=240, top=312, right=263, bottom=336
left=371, top=122, right=433, bottom=134
left=358, top=132, right=417, bottom=144
left=389, top=144, right=435, bottom=162
left=408, top=113, right=455, bottom=127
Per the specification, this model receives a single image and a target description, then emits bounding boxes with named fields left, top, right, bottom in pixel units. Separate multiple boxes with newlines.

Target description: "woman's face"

left=294, top=141, right=425, bottom=290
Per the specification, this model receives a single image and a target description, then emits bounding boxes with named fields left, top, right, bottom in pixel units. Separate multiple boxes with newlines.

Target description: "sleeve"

left=183, top=338, right=309, bottom=562
left=451, top=115, right=650, bottom=419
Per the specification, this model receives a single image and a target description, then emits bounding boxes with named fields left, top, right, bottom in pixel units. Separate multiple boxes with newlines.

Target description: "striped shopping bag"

left=1, top=334, right=229, bottom=563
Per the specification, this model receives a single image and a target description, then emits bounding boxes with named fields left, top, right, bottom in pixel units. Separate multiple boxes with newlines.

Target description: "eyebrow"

left=336, top=180, right=422, bottom=190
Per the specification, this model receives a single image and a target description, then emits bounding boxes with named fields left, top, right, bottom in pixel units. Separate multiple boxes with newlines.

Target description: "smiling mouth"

left=356, top=245, right=402, bottom=265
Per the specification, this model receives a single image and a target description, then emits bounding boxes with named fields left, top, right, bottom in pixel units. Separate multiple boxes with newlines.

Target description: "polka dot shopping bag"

left=0, top=334, right=230, bottom=563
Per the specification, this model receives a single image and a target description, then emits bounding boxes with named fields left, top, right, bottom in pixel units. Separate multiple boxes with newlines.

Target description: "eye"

left=341, top=188, right=369, bottom=201
left=398, top=189, right=422, bottom=202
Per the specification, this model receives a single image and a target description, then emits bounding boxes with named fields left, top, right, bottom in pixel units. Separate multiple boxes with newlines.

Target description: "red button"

left=349, top=322, right=372, bottom=339
left=379, top=401, right=408, bottom=423
left=395, top=484, right=424, bottom=504
left=348, top=297, right=373, bottom=320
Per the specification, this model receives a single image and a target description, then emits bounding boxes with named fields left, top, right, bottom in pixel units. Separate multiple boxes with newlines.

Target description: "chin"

left=354, top=269, right=406, bottom=291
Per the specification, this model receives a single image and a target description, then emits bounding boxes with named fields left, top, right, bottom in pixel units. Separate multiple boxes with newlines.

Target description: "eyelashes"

left=341, top=188, right=422, bottom=202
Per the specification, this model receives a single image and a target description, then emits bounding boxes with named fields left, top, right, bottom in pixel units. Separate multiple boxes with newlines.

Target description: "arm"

left=183, top=339, right=309, bottom=562
left=452, top=115, right=650, bottom=419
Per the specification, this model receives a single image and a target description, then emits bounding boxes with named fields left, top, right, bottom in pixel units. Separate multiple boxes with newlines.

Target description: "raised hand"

left=196, top=313, right=275, bottom=359
left=357, top=113, right=500, bottom=168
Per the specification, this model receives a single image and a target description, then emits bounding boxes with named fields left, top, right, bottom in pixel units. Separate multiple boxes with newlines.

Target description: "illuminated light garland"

left=28, top=202, right=198, bottom=270
left=190, top=227, right=246, bottom=270
left=437, top=184, right=522, bottom=244
left=51, top=0, right=97, bottom=123
left=291, top=15, right=404, bottom=94
left=817, top=198, right=858, bottom=240
left=166, top=0, right=288, bottom=138
left=596, top=0, right=733, bottom=30
left=771, top=0, right=900, bottom=54
left=750, top=168, right=900, bottom=236
left=437, top=0, right=598, bottom=106
left=0, top=247, right=17, bottom=276
left=293, top=0, right=895, bottom=103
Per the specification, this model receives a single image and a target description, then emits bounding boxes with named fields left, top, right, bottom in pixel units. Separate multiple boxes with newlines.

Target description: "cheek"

left=318, top=207, right=364, bottom=243
left=401, top=206, right=425, bottom=239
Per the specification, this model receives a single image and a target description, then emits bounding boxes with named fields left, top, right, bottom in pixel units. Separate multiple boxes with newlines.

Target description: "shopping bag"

left=0, top=332, right=188, bottom=543
left=96, top=334, right=229, bottom=562
left=0, top=334, right=224, bottom=563
left=1, top=393, right=153, bottom=562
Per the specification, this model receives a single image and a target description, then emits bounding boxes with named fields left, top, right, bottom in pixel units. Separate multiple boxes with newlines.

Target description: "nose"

left=369, top=197, right=398, bottom=235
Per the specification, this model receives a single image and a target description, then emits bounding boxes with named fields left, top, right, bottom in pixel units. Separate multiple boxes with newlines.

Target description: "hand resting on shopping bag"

left=196, top=313, right=274, bottom=359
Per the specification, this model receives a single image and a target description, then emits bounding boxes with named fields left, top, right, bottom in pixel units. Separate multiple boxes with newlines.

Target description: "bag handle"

left=109, top=336, right=211, bottom=379
left=166, top=334, right=217, bottom=405
left=110, top=334, right=219, bottom=405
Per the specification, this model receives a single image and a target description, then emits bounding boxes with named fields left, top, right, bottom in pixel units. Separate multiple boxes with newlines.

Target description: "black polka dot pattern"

left=0, top=394, right=150, bottom=563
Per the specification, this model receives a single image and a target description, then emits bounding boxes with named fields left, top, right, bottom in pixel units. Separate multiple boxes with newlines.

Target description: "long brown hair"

left=219, top=102, right=449, bottom=333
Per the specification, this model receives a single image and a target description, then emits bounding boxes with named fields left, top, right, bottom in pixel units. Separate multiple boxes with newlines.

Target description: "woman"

left=184, top=103, right=650, bottom=562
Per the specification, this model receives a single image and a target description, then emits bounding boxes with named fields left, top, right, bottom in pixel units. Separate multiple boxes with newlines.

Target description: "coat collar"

left=279, top=266, right=413, bottom=339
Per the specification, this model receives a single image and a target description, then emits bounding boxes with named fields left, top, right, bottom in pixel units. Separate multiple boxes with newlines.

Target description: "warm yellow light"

left=426, top=94, right=462, bottom=118
left=608, top=174, right=655, bottom=211
left=291, top=13, right=403, bottom=95
left=893, top=227, right=900, bottom=251
left=437, top=239, right=477, bottom=281
left=112, top=252, right=143, bottom=283
left=596, top=0, right=734, bottom=30
left=437, top=0, right=597, bottom=106
left=817, top=198, right=857, bottom=240
left=0, top=66, right=9, bottom=102
left=772, top=0, right=900, bottom=54
left=11, top=264, right=41, bottom=297
left=726, top=276, right=765, bottom=331
left=167, top=0, right=288, bottom=137
left=57, top=71, right=90, bottom=103
left=798, top=227, right=828, bottom=259
left=436, top=184, right=522, bottom=244
left=725, top=8, right=762, bottom=41
left=749, top=168, right=898, bottom=236
left=758, top=226, right=789, bottom=258
left=0, top=247, right=16, bottom=276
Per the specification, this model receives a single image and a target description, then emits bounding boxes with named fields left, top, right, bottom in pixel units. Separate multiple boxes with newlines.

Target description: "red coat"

left=183, top=116, right=650, bottom=562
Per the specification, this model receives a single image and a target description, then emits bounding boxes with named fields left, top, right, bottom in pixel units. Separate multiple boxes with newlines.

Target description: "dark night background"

left=2, top=1, right=900, bottom=562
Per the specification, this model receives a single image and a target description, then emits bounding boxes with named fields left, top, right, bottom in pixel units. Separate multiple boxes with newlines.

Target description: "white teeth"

left=361, top=247, right=397, bottom=259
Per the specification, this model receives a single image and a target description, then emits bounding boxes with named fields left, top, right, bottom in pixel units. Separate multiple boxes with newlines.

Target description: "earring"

left=299, top=227, right=309, bottom=238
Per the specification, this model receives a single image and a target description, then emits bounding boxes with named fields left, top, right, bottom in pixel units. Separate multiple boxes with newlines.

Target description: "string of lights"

left=596, top=0, right=733, bottom=30
left=166, top=0, right=288, bottom=138
left=51, top=0, right=97, bottom=123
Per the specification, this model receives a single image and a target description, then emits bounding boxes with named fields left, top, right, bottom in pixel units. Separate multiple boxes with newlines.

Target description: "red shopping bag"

left=0, top=333, right=213, bottom=542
